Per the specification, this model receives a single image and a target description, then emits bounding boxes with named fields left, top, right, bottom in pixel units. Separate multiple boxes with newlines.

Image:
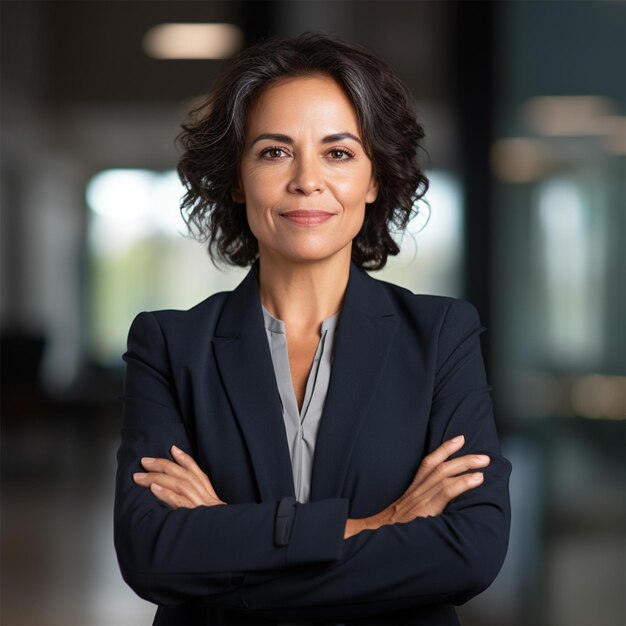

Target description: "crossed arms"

left=114, top=300, right=511, bottom=617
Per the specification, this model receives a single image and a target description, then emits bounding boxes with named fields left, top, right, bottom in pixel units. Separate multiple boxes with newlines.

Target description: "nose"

left=287, top=154, right=325, bottom=195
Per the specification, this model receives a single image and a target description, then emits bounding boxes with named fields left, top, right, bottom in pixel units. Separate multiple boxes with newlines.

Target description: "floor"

left=2, top=410, right=155, bottom=626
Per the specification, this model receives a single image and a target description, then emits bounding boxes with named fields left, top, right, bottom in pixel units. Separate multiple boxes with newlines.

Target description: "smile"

left=279, top=211, right=336, bottom=226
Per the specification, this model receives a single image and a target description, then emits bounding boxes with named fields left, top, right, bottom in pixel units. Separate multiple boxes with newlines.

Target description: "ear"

left=365, top=175, right=378, bottom=204
left=231, top=181, right=245, bottom=204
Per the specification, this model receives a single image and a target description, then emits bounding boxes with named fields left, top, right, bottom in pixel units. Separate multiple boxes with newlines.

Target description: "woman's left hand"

left=133, top=445, right=227, bottom=509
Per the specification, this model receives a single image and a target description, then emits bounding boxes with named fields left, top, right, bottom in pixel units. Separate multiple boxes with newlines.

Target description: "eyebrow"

left=250, top=132, right=363, bottom=146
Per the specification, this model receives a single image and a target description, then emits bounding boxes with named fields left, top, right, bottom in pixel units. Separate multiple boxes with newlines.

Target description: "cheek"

left=241, top=174, right=275, bottom=220
left=334, top=171, right=375, bottom=206
left=244, top=188, right=278, bottom=241
left=244, top=205, right=268, bottom=241
left=240, top=161, right=283, bottom=200
left=352, top=206, right=367, bottom=233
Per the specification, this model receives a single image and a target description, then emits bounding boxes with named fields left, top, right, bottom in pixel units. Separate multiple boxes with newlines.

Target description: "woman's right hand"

left=134, top=445, right=227, bottom=510
left=343, top=435, right=490, bottom=539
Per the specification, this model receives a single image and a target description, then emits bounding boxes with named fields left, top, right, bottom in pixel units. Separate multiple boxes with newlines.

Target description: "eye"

left=260, top=146, right=289, bottom=159
left=327, top=147, right=356, bottom=160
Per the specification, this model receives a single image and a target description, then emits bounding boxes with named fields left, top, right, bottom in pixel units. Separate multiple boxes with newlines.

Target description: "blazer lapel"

left=212, top=261, right=398, bottom=504
left=212, top=266, right=296, bottom=501
left=309, top=263, right=398, bottom=501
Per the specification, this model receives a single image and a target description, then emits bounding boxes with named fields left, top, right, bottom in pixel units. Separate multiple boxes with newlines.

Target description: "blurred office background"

left=1, top=1, right=624, bottom=624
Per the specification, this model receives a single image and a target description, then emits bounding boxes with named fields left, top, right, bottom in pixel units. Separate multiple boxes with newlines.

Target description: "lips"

left=279, top=210, right=336, bottom=226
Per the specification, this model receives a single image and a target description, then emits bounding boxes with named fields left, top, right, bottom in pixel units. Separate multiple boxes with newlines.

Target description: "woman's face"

left=234, top=75, right=378, bottom=266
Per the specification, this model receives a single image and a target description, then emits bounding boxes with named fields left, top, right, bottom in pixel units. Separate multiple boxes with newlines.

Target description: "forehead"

left=245, top=75, right=360, bottom=133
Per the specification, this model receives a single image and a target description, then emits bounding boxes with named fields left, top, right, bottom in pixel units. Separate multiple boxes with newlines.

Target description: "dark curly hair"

left=177, top=31, right=429, bottom=270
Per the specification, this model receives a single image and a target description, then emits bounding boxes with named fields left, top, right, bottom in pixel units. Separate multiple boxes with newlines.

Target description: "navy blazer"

left=114, top=261, right=511, bottom=626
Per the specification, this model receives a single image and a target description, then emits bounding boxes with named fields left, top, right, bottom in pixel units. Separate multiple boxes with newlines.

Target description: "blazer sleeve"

left=234, top=299, right=512, bottom=619
left=114, top=311, right=349, bottom=607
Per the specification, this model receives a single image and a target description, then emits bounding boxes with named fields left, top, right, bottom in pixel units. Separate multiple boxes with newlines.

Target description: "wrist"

left=343, top=508, right=395, bottom=539
left=343, top=517, right=368, bottom=539
left=365, top=508, right=394, bottom=530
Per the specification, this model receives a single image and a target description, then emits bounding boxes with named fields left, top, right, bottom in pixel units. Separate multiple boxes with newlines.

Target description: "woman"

left=115, top=32, right=511, bottom=626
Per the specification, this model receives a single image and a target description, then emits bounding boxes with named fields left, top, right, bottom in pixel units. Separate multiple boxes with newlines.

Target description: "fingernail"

left=475, top=455, right=490, bottom=463
left=451, top=435, right=464, bottom=443
left=141, top=457, right=155, bottom=465
left=171, top=445, right=181, bottom=454
left=133, top=472, right=147, bottom=480
left=150, top=483, right=163, bottom=492
left=470, top=473, right=484, bottom=483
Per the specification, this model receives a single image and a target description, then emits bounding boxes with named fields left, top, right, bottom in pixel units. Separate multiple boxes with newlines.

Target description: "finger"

left=412, top=435, right=466, bottom=485
left=140, top=457, right=209, bottom=502
left=417, top=453, right=490, bottom=493
left=170, top=446, right=223, bottom=502
left=416, top=472, right=485, bottom=518
left=134, top=471, right=207, bottom=507
left=149, top=483, right=196, bottom=510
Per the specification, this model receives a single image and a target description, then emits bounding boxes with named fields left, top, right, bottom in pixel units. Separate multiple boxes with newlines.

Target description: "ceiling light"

left=143, top=23, right=243, bottom=60
left=599, top=115, right=626, bottom=154
left=522, top=95, right=618, bottom=136
left=490, top=138, right=551, bottom=183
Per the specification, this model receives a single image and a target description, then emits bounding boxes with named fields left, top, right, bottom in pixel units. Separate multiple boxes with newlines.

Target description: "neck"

left=257, top=248, right=351, bottom=334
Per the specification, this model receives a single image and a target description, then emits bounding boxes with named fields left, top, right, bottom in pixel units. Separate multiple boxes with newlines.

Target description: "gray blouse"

left=261, top=305, right=340, bottom=503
